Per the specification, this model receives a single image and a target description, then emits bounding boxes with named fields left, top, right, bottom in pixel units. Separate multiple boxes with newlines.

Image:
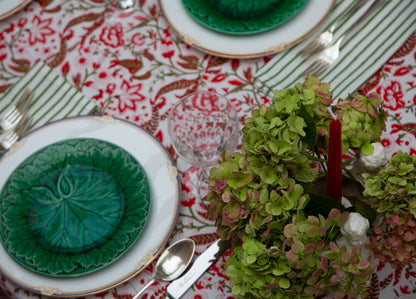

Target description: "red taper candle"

left=326, top=118, right=342, bottom=202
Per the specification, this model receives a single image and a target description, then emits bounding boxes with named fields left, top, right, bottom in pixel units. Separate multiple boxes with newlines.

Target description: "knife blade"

left=166, top=239, right=224, bottom=299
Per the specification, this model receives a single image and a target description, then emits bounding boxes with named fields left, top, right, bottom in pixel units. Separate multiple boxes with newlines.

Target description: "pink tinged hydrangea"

left=389, top=214, right=401, bottom=224
left=359, top=260, right=370, bottom=269
left=396, top=246, right=410, bottom=261
left=320, top=257, right=328, bottom=273
left=221, top=201, right=244, bottom=227
left=329, top=268, right=343, bottom=284
left=304, top=286, right=316, bottom=295
left=221, top=188, right=233, bottom=203
left=386, top=236, right=401, bottom=248
left=259, top=215, right=273, bottom=227
left=260, top=227, right=271, bottom=237
left=214, top=180, right=227, bottom=191
left=329, top=242, right=339, bottom=252
left=305, top=242, right=317, bottom=254
left=404, top=230, right=416, bottom=242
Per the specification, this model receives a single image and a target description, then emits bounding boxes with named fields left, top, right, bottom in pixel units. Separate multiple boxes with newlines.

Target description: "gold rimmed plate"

left=0, top=0, right=32, bottom=21
left=0, top=138, right=152, bottom=277
left=160, top=0, right=336, bottom=58
left=0, top=116, right=181, bottom=297
left=181, top=0, right=308, bottom=35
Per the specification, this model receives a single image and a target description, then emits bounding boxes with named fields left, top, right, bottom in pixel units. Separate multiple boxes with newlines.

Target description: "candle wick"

left=327, top=106, right=337, bottom=120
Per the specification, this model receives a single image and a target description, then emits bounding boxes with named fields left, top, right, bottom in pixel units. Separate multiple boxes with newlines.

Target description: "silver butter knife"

left=166, top=239, right=227, bottom=299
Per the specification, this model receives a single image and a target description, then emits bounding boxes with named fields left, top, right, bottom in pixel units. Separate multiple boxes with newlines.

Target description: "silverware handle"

left=132, top=278, right=156, bottom=299
left=336, top=0, right=371, bottom=26
left=345, top=0, right=389, bottom=36
left=337, top=0, right=389, bottom=48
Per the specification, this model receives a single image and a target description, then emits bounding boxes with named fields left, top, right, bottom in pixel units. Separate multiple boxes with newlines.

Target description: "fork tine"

left=3, top=105, right=18, bottom=120
left=0, top=89, right=34, bottom=132
left=299, top=61, right=320, bottom=77
left=315, top=66, right=326, bottom=77
left=0, top=106, right=22, bottom=132
left=5, top=131, right=19, bottom=146
left=0, top=130, right=17, bottom=152
left=15, top=115, right=32, bottom=137
left=298, top=42, right=326, bottom=58
left=0, top=116, right=32, bottom=152
left=314, top=64, right=330, bottom=77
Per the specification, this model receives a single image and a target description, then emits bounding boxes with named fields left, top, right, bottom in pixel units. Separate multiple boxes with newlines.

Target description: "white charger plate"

left=159, top=0, right=335, bottom=58
left=0, top=0, right=32, bottom=21
left=0, top=116, right=181, bottom=297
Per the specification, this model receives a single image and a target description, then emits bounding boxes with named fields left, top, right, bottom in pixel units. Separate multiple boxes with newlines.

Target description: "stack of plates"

left=0, top=116, right=181, bottom=297
left=160, top=0, right=335, bottom=58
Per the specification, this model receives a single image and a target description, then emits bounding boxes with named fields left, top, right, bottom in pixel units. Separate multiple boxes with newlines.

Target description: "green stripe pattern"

left=255, top=0, right=416, bottom=100
left=0, top=62, right=97, bottom=130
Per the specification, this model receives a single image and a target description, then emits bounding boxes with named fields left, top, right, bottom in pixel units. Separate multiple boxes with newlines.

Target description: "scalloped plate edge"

left=0, top=116, right=181, bottom=297
left=160, top=0, right=336, bottom=58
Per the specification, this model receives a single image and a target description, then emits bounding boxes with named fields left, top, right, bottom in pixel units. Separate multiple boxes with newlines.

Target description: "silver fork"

left=299, top=0, right=389, bottom=77
left=297, top=0, right=370, bottom=58
left=0, top=89, right=34, bottom=132
left=0, top=115, right=32, bottom=152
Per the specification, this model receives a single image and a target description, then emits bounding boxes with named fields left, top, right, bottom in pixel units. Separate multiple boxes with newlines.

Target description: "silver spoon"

left=132, top=238, right=195, bottom=299
left=116, top=0, right=135, bottom=10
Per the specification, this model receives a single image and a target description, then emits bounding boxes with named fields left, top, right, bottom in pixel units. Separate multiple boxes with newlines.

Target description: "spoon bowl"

left=116, top=0, right=135, bottom=10
left=133, top=238, right=195, bottom=298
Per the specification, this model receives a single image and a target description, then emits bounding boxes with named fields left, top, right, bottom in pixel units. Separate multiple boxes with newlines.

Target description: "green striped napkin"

left=255, top=0, right=416, bottom=100
left=0, top=61, right=97, bottom=130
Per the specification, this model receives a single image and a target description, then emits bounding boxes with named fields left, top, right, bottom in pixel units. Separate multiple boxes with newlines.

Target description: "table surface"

left=0, top=0, right=415, bottom=298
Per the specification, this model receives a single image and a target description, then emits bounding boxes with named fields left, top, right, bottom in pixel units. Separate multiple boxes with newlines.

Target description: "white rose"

left=340, top=212, right=370, bottom=246
left=360, top=142, right=387, bottom=171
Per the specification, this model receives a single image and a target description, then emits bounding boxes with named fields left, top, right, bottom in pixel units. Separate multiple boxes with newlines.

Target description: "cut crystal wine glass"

left=168, top=91, right=240, bottom=182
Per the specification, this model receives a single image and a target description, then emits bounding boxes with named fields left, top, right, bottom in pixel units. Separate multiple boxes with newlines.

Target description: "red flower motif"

left=182, top=197, right=196, bottom=207
left=27, top=16, right=55, bottom=46
left=190, top=92, right=223, bottom=114
left=99, top=23, right=124, bottom=48
left=17, top=18, right=28, bottom=28
left=211, top=74, right=226, bottom=83
left=231, top=59, right=239, bottom=70
left=0, top=44, right=7, bottom=62
left=383, top=81, right=405, bottom=110
left=61, top=61, right=70, bottom=75
left=131, top=32, right=145, bottom=46
left=161, top=39, right=174, bottom=59
left=400, top=285, right=411, bottom=294
left=116, top=80, right=145, bottom=112
left=394, top=66, right=410, bottom=76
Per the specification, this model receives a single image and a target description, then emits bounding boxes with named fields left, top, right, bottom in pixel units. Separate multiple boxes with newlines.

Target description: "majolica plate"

left=0, top=116, right=180, bottom=297
left=0, top=138, right=151, bottom=277
left=159, top=0, right=336, bottom=58
left=0, top=0, right=32, bottom=21
left=181, top=0, right=308, bottom=35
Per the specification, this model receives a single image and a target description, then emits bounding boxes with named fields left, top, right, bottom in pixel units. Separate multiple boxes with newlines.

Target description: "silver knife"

left=166, top=239, right=225, bottom=299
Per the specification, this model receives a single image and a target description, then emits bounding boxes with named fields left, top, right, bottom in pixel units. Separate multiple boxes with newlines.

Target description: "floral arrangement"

left=205, top=76, right=416, bottom=298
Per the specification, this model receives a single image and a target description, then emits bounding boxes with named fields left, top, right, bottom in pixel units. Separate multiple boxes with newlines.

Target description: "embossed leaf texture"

left=181, top=0, right=308, bottom=34
left=0, top=138, right=151, bottom=277
left=28, top=166, right=125, bottom=253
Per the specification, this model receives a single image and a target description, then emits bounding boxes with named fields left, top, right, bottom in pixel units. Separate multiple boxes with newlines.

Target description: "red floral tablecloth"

left=0, top=0, right=415, bottom=298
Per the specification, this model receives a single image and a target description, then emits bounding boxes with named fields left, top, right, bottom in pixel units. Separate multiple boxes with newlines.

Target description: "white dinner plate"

left=159, top=0, right=335, bottom=59
left=0, top=0, right=32, bottom=21
left=0, top=116, right=181, bottom=297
